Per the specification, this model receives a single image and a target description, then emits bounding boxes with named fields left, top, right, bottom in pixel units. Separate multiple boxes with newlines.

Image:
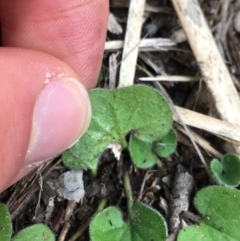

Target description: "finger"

left=0, top=48, right=91, bottom=192
left=0, top=0, right=109, bottom=89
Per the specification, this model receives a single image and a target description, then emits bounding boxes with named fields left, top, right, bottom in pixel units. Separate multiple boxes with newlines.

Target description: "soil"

left=1, top=0, right=240, bottom=240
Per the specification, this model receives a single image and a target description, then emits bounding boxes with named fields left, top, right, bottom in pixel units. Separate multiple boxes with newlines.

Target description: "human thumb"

left=0, top=48, right=91, bottom=192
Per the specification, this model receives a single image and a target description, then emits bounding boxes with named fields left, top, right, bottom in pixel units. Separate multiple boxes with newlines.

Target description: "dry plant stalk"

left=176, top=124, right=223, bottom=158
left=139, top=75, right=200, bottom=82
left=171, top=0, right=240, bottom=123
left=105, top=38, right=175, bottom=52
left=118, top=0, right=146, bottom=87
left=175, top=106, right=240, bottom=144
left=171, top=0, right=240, bottom=153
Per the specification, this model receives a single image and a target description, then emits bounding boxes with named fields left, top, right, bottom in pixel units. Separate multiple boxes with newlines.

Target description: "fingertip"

left=0, top=48, right=91, bottom=192
left=26, top=77, right=91, bottom=164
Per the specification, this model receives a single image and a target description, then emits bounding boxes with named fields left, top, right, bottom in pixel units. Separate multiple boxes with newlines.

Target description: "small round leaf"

left=129, top=135, right=158, bottom=168
left=153, top=129, right=177, bottom=157
left=11, top=224, right=55, bottom=241
left=178, top=186, right=240, bottom=241
left=210, top=153, right=240, bottom=186
left=90, top=203, right=167, bottom=241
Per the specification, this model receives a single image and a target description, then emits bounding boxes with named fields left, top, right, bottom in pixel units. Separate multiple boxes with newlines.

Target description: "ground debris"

left=169, top=165, right=194, bottom=234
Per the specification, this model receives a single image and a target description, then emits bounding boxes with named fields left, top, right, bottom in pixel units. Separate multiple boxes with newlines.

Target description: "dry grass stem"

left=108, top=13, right=123, bottom=35
left=109, top=53, right=119, bottom=89
left=176, top=125, right=223, bottom=159
left=175, top=106, right=240, bottom=145
left=105, top=38, right=175, bottom=52
left=139, top=75, right=200, bottom=82
left=118, top=0, right=146, bottom=87
left=171, top=0, right=240, bottom=154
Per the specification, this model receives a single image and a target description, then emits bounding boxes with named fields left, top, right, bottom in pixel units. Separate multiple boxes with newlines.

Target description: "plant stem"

left=68, top=197, right=108, bottom=241
left=123, top=171, right=133, bottom=221
left=91, top=167, right=98, bottom=178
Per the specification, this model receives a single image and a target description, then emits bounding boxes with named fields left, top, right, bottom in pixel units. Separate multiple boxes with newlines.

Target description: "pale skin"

left=0, top=0, right=109, bottom=192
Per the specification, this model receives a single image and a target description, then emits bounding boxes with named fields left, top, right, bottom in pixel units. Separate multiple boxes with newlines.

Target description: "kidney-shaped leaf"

left=129, top=129, right=177, bottom=169
left=210, top=153, right=240, bottom=187
left=129, top=135, right=158, bottom=169
left=178, top=186, right=240, bottom=241
left=90, top=206, right=130, bottom=241
left=12, top=224, right=55, bottom=241
left=90, top=202, right=167, bottom=241
left=153, top=129, right=177, bottom=157
left=63, top=85, right=173, bottom=173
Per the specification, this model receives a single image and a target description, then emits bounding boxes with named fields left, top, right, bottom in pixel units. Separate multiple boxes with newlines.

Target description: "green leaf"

left=129, top=135, right=158, bottom=169
left=178, top=186, right=240, bottom=241
left=153, top=129, right=177, bottom=157
left=12, top=224, right=55, bottom=241
left=90, top=206, right=130, bottom=240
left=0, top=203, right=12, bottom=241
left=210, top=153, right=240, bottom=187
left=129, top=129, right=177, bottom=168
left=90, top=202, right=167, bottom=241
left=130, top=203, right=167, bottom=240
left=63, top=85, right=173, bottom=172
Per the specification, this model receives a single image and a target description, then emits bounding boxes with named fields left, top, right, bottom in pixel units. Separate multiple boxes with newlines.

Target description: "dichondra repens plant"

left=63, top=85, right=176, bottom=241
left=178, top=186, right=240, bottom=241
left=210, top=153, right=240, bottom=187
left=0, top=202, right=54, bottom=241
left=62, top=85, right=240, bottom=241
left=62, top=85, right=177, bottom=173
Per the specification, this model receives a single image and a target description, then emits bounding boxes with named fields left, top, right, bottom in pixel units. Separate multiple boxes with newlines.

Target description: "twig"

left=118, top=0, right=146, bottom=87
left=171, top=0, right=240, bottom=154
left=139, top=75, right=200, bottom=82
left=45, top=197, right=55, bottom=225
left=136, top=169, right=153, bottom=202
left=58, top=200, right=77, bottom=241
left=174, top=106, right=240, bottom=145
left=34, top=173, right=43, bottom=219
left=8, top=159, right=61, bottom=220
left=105, top=38, right=175, bottom=52
left=176, top=124, right=223, bottom=159
left=109, top=53, right=119, bottom=89
left=57, top=223, right=70, bottom=241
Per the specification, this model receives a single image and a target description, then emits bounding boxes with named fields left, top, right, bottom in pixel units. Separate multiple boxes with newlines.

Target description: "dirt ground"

left=1, top=0, right=240, bottom=240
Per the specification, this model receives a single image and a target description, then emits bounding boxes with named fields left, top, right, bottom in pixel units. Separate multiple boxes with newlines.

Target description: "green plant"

left=63, top=85, right=176, bottom=174
left=90, top=202, right=167, bottom=241
left=62, top=85, right=175, bottom=241
left=129, top=129, right=177, bottom=168
left=178, top=186, right=240, bottom=241
left=210, top=153, right=240, bottom=187
left=62, top=85, right=240, bottom=241
left=0, top=202, right=54, bottom=241
left=90, top=171, right=167, bottom=241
